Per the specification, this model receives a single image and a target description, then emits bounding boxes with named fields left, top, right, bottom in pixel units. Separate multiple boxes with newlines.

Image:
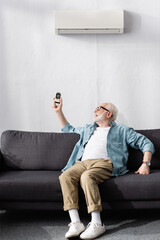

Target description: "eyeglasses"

left=96, top=106, right=110, bottom=112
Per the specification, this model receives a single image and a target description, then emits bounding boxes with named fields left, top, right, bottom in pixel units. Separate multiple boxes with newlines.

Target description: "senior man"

left=52, top=98, right=154, bottom=240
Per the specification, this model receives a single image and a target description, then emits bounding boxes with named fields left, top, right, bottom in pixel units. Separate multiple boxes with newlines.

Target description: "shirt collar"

left=93, top=121, right=116, bottom=128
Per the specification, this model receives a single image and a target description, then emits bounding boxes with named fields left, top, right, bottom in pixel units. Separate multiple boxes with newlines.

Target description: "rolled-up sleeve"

left=126, top=127, right=155, bottom=154
left=61, top=123, right=72, bottom=133
left=61, top=123, right=85, bottom=135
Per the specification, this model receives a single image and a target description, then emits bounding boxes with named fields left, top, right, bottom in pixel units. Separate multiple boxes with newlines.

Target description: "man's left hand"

left=135, top=163, right=150, bottom=175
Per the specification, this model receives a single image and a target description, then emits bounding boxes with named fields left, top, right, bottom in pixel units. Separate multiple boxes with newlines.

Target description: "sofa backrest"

left=1, top=130, right=80, bottom=170
left=1, top=128, right=160, bottom=171
left=127, top=129, right=160, bottom=170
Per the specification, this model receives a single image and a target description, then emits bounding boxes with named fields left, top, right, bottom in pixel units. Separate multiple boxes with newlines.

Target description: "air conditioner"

left=54, top=10, right=124, bottom=35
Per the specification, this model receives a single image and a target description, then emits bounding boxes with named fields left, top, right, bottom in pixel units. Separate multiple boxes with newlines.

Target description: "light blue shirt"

left=61, top=122, right=155, bottom=177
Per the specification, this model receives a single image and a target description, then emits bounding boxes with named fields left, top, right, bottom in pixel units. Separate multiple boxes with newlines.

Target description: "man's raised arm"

left=52, top=97, right=68, bottom=129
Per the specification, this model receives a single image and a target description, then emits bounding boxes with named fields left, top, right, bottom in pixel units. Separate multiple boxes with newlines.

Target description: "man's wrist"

left=56, top=109, right=63, bottom=115
left=142, top=161, right=151, bottom=167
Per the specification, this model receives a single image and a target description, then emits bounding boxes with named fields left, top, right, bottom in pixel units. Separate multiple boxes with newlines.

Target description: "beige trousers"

left=59, top=159, right=113, bottom=213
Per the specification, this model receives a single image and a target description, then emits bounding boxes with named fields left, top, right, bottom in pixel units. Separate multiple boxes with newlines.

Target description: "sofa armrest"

left=0, top=149, right=3, bottom=168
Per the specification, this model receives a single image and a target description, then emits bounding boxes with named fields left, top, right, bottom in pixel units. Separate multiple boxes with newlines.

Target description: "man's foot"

left=65, top=221, right=85, bottom=239
left=80, top=222, right=106, bottom=239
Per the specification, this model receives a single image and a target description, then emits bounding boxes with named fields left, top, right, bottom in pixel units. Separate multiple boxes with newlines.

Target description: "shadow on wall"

left=124, top=10, right=141, bottom=34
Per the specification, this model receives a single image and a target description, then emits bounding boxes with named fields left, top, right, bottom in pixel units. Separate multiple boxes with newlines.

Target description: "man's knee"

left=80, top=172, right=93, bottom=186
left=59, top=169, right=75, bottom=184
left=59, top=171, right=69, bottom=182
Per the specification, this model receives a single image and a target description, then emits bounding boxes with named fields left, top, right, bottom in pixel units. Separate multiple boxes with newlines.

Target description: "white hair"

left=106, top=102, right=118, bottom=122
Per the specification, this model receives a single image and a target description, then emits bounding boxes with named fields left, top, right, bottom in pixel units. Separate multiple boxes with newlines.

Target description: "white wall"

left=0, top=0, right=160, bottom=136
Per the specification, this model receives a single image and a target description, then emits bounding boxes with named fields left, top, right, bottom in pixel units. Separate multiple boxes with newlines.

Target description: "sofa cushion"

left=100, top=169, right=160, bottom=201
left=0, top=170, right=63, bottom=201
left=1, top=130, right=80, bottom=170
left=0, top=170, right=160, bottom=202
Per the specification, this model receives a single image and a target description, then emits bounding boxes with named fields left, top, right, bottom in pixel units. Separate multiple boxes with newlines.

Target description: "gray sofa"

left=0, top=129, right=160, bottom=211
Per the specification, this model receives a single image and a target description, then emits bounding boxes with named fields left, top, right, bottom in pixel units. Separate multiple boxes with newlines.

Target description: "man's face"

left=93, top=103, right=109, bottom=123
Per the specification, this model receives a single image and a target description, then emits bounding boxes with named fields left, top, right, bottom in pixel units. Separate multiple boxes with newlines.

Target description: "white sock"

left=91, top=210, right=102, bottom=225
left=68, top=209, right=81, bottom=223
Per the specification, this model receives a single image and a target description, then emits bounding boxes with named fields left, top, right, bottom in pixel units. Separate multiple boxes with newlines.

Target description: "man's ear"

left=107, top=112, right=113, bottom=120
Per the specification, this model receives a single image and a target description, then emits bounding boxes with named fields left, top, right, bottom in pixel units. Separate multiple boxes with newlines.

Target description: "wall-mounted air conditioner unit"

left=54, top=10, right=124, bottom=35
